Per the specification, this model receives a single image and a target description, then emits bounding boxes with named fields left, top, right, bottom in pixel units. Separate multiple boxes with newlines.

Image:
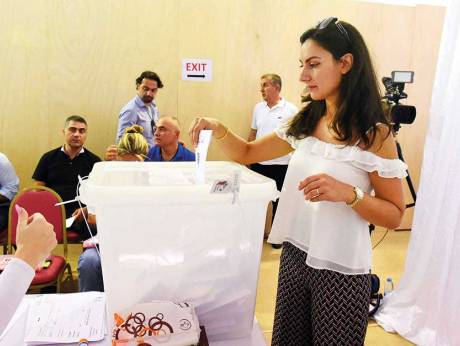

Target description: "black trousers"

left=250, top=163, right=288, bottom=222
left=69, top=221, right=97, bottom=241
left=272, top=242, right=371, bottom=346
left=66, top=203, right=97, bottom=241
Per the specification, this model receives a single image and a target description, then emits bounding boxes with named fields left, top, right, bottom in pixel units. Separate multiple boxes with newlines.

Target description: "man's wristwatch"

left=347, top=187, right=364, bottom=208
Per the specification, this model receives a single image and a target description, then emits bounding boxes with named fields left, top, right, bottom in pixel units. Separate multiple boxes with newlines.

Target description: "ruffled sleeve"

left=301, top=137, right=408, bottom=179
left=352, top=151, right=408, bottom=178
left=275, top=122, right=298, bottom=149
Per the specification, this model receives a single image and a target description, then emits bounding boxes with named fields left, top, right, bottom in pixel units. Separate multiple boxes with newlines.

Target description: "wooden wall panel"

left=0, top=0, right=180, bottom=185
left=0, top=0, right=445, bottom=227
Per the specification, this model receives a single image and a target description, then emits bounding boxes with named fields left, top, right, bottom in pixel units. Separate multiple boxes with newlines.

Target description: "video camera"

left=382, top=71, right=416, bottom=132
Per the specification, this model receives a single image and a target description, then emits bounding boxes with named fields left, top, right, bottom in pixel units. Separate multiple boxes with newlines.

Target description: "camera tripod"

left=396, top=140, right=416, bottom=209
left=392, top=123, right=417, bottom=210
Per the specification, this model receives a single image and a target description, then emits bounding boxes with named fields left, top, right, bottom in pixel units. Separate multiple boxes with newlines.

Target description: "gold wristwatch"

left=347, top=187, right=364, bottom=208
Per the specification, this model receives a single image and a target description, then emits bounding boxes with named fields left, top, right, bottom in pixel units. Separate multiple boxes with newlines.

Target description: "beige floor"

left=255, top=227, right=415, bottom=345
left=62, top=227, right=414, bottom=345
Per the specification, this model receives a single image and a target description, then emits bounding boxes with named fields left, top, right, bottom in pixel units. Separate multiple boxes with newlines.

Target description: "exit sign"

left=182, top=58, right=213, bottom=82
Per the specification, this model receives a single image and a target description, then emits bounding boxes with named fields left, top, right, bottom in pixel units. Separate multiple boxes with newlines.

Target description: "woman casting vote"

left=189, top=17, right=406, bottom=345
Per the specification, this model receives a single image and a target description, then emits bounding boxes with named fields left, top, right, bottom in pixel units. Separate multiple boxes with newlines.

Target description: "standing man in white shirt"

left=248, top=74, right=298, bottom=248
left=116, top=71, right=164, bottom=148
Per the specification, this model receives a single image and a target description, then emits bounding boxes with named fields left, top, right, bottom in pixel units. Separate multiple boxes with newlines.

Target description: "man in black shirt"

left=32, top=115, right=101, bottom=239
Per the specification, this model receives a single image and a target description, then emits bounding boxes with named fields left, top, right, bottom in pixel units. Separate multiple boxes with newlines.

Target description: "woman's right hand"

left=188, top=117, right=225, bottom=147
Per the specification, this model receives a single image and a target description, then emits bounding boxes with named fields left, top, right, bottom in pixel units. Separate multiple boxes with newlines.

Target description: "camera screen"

left=391, top=71, right=414, bottom=84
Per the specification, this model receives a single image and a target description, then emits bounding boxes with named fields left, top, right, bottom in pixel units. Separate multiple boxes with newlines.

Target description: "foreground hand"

left=104, top=144, right=118, bottom=161
left=14, top=205, right=57, bottom=269
left=188, top=117, right=224, bottom=147
left=298, top=173, right=355, bottom=203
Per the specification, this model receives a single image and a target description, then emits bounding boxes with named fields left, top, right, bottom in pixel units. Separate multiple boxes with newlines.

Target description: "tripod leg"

left=395, top=141, right=417, bottom=207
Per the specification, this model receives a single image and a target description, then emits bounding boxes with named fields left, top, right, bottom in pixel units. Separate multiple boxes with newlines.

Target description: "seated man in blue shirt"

left=146, top=116, right=195, bottom=162
left=105, top=116, right=195, bottom=162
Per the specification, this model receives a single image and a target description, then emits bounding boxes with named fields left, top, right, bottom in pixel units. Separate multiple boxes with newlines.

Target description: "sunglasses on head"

left=317, top=17, right=351, bottom=44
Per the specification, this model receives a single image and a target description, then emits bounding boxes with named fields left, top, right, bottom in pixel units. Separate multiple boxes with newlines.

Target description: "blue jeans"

left=77, top=248, right=104, bottom=292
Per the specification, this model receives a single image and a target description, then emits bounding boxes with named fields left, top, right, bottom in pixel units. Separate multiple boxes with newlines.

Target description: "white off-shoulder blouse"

left=268, top=124, right=407, bottom=275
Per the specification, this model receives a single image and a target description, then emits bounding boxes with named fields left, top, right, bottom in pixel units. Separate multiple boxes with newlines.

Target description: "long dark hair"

left=287, top=19, right=390, bottom=148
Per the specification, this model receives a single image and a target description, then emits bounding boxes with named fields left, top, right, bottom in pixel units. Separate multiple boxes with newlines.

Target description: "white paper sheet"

left=24, top=292, right=106, bottom=345
left=195, top=130, right=213, bottom=184
left=65, top=216, right=75, bottom=228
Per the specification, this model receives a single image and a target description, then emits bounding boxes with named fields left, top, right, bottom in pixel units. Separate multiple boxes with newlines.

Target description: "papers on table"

left=24, top=292, right=106, bottom=345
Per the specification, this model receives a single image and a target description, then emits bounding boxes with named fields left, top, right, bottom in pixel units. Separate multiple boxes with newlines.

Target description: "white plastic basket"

left=79, top=161, right=278, bottom=342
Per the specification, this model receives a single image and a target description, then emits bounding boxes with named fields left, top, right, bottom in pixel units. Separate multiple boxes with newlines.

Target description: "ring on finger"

left=315, top=188, right=320, bottom=197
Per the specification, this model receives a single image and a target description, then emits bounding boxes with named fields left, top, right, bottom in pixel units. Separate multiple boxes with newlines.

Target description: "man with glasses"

left=33, top=115, right=101, bottom=240
left=116, top=71, right=164, bottom=148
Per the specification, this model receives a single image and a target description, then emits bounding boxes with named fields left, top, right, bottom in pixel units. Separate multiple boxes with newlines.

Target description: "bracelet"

left=215, top=126, right=229, bottom=140
left=346, top=186, right=364, bottom=208
left=346, top=189, right=359, bottom=207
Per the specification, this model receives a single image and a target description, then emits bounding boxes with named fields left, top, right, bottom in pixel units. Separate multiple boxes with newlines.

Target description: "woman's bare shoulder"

left=364, top=124, right=398, bottom=160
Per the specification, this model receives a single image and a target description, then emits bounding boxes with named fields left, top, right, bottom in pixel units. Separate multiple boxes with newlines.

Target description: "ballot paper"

left=195, top=130, right=213, bottom=184
left=24, top=292, right=106, bottom=345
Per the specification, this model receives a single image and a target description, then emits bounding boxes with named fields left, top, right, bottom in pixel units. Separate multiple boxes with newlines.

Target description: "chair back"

left=8, top=186, right=67, bottom=254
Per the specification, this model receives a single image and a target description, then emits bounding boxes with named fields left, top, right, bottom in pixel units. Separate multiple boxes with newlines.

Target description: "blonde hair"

left=117, top=125, right=149, bottom=158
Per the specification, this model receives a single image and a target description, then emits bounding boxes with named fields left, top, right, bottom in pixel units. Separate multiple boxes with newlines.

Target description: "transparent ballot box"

left=79, top=161, right=278, bottom=342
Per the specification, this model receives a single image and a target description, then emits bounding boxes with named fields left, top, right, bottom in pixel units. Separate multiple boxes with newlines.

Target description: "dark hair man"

left=116, top=71, right=164, bottom=148
left=32, top=115, right=101, bottom=239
